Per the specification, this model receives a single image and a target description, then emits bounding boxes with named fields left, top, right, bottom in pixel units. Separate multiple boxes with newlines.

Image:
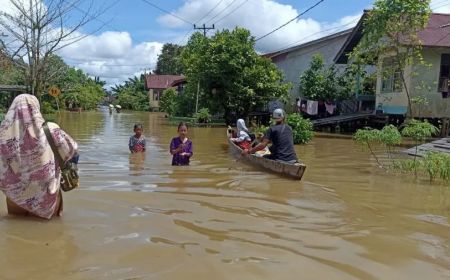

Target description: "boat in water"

left=227, top=128, right=306, bottom=180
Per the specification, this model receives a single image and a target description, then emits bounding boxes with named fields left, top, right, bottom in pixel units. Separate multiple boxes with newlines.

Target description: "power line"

left=140, top=0, right=193, bottom=25
left=215, top=0, right=249, bottom=24
left=205, top=0, right=240, bottom=24
left=432, top=1, right=450, bottom=10
left=196, top=0, right=225, bottom=24
left=73, top=0, right=131, bottom=37
left=431, top=0, right=450, bottom=9
left=265, top=18, right=359, bottom=55
left=255, top=0, right=325, bottom=42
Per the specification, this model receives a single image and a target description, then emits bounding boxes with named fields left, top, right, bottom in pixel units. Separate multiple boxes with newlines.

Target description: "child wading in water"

left=170, top=122, right=193, bottom=166
left=129, top=124, right=146, bottom=153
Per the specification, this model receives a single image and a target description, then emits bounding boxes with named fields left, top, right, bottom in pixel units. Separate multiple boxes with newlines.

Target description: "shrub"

left=160, top=88, right=178, bottom=116
left=380, top=125, right=402, bottom=158
left=286, top=113, right=313, bottom=144
left=402, top=119, right=439, bottom=143
left=422, top=152, right=450, bottom=182
left=354, top=127, right=383, bottom=167
left=402, top=120, right=439, bottom=174
left=253, top=125, right=268, bottom=136
left=194, top=108, right=211, bottom=123
left=41, top=101, right=56, bottom=114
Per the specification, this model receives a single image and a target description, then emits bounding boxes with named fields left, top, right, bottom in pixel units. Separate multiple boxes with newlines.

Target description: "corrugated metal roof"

left=335, top=12, right=450, bottom=64
left=263, top=28, right=354, bottom=59
left=419, top=13, right=450, bottom=47
left=144, top=74, right=185, bottom=89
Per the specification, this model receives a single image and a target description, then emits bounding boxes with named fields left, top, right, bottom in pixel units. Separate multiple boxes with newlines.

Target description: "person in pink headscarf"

left=0, top=94, right=78, bottom=219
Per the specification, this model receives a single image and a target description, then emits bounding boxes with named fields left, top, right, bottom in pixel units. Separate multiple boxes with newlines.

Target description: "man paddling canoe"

left=242, top=109, right=298, bottom=164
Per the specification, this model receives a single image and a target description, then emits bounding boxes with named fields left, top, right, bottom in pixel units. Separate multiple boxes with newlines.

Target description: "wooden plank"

left=433, top=144, right=450, bottom=150
left=312, top=112, right=373, bottom=127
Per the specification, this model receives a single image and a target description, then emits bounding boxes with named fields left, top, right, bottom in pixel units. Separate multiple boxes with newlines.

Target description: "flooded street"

left=0, top=110, right=449, bottom=280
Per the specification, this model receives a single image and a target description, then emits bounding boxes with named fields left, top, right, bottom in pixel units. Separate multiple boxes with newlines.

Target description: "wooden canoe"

left=227, top=128, right=306, bottom=180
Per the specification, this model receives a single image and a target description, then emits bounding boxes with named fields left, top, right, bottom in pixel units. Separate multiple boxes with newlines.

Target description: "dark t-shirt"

left=264, top=124, right=298, bottom=162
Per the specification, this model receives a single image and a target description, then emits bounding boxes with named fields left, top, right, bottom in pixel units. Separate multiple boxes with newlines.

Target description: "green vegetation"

left=299, top=54, right=375, bottom=102
left=354, top=120, right=447, bottom=184
left=0, top=53, right=105, bottom=111
left=350, top=0, right=432, bottom=118
left=159, top=88, right=178, bottom=116
left=354, top=127, right=384, bottom=167
left=286, top=113, right=314, bottom=144
left=394, top=152, right=450, bottom=183
left=194, top=108, right=212, bottom=123
left=252, top=125, right=268, bottom=137
left=252, top=114, right=313, bottom=145
left=380, top=125, right=402, bottom=158
left=111, top=76, right=149, bottom=111
left=299, top=54, right=339, bottom=101
left=401, top=119, right=439, bottom=174
left=155, top=43, right=184, bottom=75
left=181, top=28, right=290, bottom=122
left=0, top=0, right=103, bottom=95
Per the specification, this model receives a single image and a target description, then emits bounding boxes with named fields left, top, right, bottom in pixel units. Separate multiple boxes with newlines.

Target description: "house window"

left=438, top=54, right=450, bottom=92
left=381, top=58, right=402, bottom=93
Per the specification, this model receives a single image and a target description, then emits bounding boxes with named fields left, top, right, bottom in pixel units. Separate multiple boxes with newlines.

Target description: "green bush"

left=422, top=152, right=450, bottom=182
left=160, top=88, right=178, bottom=116
left=194, top=108, right=211, bottom=123
left=41, top=101, right=56, bottom=114
left=286, top=113, right=313, bottom=144
left=402, top=119, right=439, bottom=142
left=253, top=125, right=268, bottom=136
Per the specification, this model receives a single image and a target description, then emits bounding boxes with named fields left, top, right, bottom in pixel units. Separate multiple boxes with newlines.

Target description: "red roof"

left=145, top=74, right=185, bottom=89
left=335, top=13, right=450, bottom=64
left=418, top=13, right=450, bottom=47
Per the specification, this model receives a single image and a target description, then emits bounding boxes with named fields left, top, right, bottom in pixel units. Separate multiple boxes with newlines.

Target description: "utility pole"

left=194, top=24, right=215, bottom=37
left=193, top=24, right=214, bottom=115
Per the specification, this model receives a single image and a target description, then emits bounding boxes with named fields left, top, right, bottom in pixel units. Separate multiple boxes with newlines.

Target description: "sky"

left=1, top=0, right=450, bottom=87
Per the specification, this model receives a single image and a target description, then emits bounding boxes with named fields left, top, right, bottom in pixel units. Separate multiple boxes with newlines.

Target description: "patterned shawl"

left=0, top=94, right=77, bottom=219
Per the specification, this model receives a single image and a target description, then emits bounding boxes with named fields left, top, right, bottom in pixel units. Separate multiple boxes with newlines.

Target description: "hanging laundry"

left=325, top=102, right=336, bottom=115
left=306, top=100, right=318, bottom=115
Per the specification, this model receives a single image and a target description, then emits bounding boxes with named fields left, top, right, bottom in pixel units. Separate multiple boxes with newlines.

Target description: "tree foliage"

left=155, top=43, right=184, bottom=75
left=112, top=76, right=149, bottom=111
left=299, top=54, right=375, bottom=101
left=0, top=52, right=105, bottom=110
left=350, top=0, right=432, bottom=117
left=286, top=113, right=314, bottom=144
left=160, top=88, right=178, bottom=116
left=0, top=0, right=104, bottom=95
left=194, top=108, right=211, bottom=123
left=299, top=54, right=336, bottom=101
left=182, top=28, right=290, bottom=122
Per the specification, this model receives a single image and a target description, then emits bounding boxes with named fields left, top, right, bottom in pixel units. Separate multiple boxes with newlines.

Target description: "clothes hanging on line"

left=306, top=100, right=318, bottom=115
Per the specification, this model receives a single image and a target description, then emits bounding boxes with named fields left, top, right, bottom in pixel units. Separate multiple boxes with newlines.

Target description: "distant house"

left=335, top=13, right=450, bottom=121
left=265, top=29, right=353, bottom=99
left=143, top=74, right=186, bottom=111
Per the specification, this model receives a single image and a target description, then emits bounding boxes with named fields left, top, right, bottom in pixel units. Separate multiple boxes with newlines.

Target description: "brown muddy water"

left=0, top=109, right=449, bottom=280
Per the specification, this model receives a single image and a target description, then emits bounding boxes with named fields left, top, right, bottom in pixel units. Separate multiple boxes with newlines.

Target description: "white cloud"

left=157, top=0, right=361, bottom=53
left=0, top=0, right=163, bottom=88
left=58, top=32, right=163, bottom=87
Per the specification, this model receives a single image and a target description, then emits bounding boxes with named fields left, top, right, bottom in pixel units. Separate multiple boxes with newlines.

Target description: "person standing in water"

left=170, top=122, right=193, bottom=166
left=0, top=94, right=78, bottom=219
left=129, top=124, right=146, bottom=153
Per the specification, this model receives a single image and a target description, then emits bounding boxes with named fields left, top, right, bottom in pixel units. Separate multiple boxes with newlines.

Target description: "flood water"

left=0, top=109, right=449, bottom=280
